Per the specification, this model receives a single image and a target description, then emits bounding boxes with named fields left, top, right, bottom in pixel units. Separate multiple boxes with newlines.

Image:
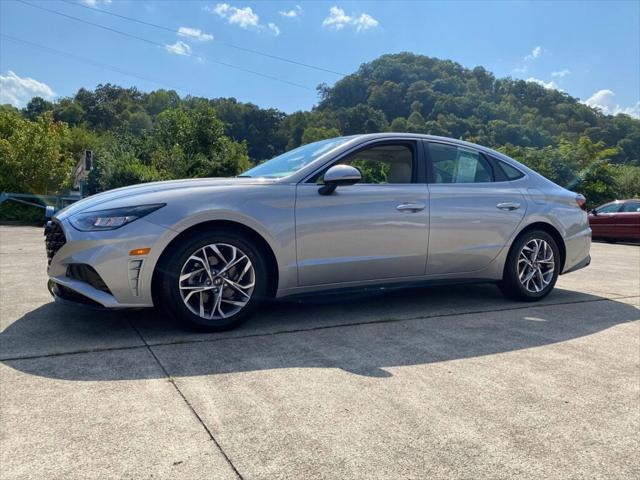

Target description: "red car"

left=588, top=199, right=640, bottom=242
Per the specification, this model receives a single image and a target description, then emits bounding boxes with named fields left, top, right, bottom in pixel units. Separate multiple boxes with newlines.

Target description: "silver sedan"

left=46, top=134, right=592, bottom=330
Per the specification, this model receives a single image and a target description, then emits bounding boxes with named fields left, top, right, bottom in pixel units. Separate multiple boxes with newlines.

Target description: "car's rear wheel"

left=158, top=230, right=268, bottom=331
left=499, top=230, right=560, bottom=301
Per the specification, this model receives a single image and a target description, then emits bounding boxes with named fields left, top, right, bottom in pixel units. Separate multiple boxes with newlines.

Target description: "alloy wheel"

left=178, top=243, right=255, bottom=320
left=517, top=238, right=555, bottom=293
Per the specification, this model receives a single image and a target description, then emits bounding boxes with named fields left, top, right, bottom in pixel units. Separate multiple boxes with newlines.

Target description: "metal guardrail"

left=0, top=192, right=81, bottom=219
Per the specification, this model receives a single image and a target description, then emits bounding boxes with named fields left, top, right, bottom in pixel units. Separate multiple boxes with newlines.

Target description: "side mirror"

left=589, top=209, right=598, bottom=215
left=319, top=165, right=361, bottom=195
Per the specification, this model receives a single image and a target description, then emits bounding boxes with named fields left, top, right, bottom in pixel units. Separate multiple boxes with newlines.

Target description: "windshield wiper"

left=236, top=175, right=252, bottom=178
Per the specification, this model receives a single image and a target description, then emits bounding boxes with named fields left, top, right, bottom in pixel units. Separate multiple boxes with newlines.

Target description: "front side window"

left=597, top=203, right=622, bottom=214
left=428, top=143, right=494, bottom=183
left=337, top=144, right=415, bottom=184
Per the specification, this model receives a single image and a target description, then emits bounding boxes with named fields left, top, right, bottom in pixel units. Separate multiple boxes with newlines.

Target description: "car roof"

left=351, top=132, right=499, bottom=153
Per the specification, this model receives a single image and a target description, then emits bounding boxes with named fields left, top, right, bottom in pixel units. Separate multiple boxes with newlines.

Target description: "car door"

left=425, top=141, right=527, bottom=275
left=589, top=202, right=622, bottom=238
left=617, top=201, right=640, bottom=240
left=295, top=140, right=429, bottom=286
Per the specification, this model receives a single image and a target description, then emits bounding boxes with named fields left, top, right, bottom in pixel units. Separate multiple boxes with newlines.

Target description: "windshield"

left=241, top=137, right=350, bottom=178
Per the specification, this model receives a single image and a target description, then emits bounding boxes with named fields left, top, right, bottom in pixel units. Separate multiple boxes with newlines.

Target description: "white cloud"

left=524, top=46, right=542, bottom=61
left=165, top=40, right=192, bottom=56
left=178, top=27, right=214, bottom=42
left=353, top=13, right=379, bottom=32
left=323, top=6, right=352, bottom=30
left=527, top=77, right=562, bottom=91
left=81, top=0, right=112, bottom=6
left=0, top=71, right=55, bottom=107
left=279, top=5, right=302, bottom=18
left=226, top=5, right=259, bottom=28
left=512, top=46, right=544, bottom=75
left=584, top=89, right=640, bottom=118
left=212, top=3, right=257, bottom=28
left=322, top=6, right=379, bottom=32
left=267, top=23, right=280, bottom=36
left=551, top=69, right=570, bottom=78
left=209, top=3, right=279, bottom=35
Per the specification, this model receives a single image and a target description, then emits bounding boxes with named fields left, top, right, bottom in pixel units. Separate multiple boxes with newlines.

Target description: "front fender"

left=142, top=185, right=298, bottom=299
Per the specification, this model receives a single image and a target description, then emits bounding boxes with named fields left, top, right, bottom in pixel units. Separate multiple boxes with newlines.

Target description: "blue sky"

left=1, top=0, right=639, bottom=117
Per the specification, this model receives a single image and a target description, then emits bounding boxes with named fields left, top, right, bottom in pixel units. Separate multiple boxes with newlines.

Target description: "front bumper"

left=46, top=217, right=175, bottom=308
left=48, top=280, right=108, bottom=309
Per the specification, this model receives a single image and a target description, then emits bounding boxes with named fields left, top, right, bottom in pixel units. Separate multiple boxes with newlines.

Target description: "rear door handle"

left=496, top=202, right=521, bottom=211
left=396, top=203, right=426, bottom=212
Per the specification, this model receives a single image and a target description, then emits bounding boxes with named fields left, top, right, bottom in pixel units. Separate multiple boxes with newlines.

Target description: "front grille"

left=44, top=220, right=66, bottom=265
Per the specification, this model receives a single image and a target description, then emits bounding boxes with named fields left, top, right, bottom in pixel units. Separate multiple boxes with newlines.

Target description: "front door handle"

left=396, top=203, right=426, bottom=213
left=496, top=202, right=521, bottom=211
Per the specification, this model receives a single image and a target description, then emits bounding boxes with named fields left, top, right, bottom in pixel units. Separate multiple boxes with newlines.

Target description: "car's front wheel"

left=499, top=230, right=560, bottom=301
left=158, top=230, right=268, bottom=331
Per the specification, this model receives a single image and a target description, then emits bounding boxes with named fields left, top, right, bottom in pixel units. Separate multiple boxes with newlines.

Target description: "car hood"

left=55, top=177, right=275, bottom=219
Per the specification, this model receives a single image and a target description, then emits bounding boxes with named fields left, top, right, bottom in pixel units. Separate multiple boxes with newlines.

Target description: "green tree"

left=368, top=81, right=406, bottom=120
left=389, top=117, right=408, bottom=132
left=300, top=126, right=340, bottom=145
left=614, top=164, right=640, bottom=199
left=0, top=110, right=73, bottom=194
left=146, top=105, right=250, bottom=179
left=23, top=97, right=54, bottom=121
left=407, top=111, right=426, bottom=133
left=336, top=105, right=388, bottom=135
left=54, top=99, right=85, bottom=126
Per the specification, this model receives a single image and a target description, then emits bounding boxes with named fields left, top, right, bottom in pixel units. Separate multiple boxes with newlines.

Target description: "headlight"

left=69, top=204, right=166, bottom=231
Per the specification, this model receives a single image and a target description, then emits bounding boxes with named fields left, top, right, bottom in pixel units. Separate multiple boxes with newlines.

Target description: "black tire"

left=499, top=229, right=560, bottom=302
left=158, top=229, right=269, bottom=331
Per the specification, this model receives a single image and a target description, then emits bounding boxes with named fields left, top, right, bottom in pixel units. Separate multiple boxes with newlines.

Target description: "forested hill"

left=1, top=52, right=639, bottom=220
left=315, top=53, right=638, bottom=164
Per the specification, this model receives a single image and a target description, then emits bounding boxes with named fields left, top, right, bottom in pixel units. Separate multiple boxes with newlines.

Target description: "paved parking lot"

left=0, top=225, right=638, bottom=479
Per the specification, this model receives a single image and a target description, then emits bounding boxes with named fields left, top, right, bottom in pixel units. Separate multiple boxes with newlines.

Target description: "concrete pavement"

left=0, top=226, right=638, bottom=479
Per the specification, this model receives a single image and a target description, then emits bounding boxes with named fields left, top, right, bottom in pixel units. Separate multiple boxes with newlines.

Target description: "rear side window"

left=428, top=143, right=494, bottom=183
left=621, top=202, right=640, bottom=212
left=498, top=161, right=525, bottom=180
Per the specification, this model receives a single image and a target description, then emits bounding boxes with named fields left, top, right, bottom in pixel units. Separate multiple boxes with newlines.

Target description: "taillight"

left=575, top=194, right=587, bottom=210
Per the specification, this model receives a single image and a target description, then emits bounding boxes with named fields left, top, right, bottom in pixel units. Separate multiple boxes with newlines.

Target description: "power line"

left=18, top=0, right=161, bottom=47
left=15, top=0, right=315, bottom=91
left=1, top=33, right=194, bottom=95
left=60, top=0, right=348, bottom=77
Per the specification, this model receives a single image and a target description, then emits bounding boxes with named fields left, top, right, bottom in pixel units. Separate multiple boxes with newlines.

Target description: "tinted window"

left=429, top=143, right=493, bottom=183
left=499, top=161, right=525, bottom=180
left=597, top=203, right=622, bottom=213
left=621, top=202, right=640, bottom=212
left=336, top=144, right=414, bottom=184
